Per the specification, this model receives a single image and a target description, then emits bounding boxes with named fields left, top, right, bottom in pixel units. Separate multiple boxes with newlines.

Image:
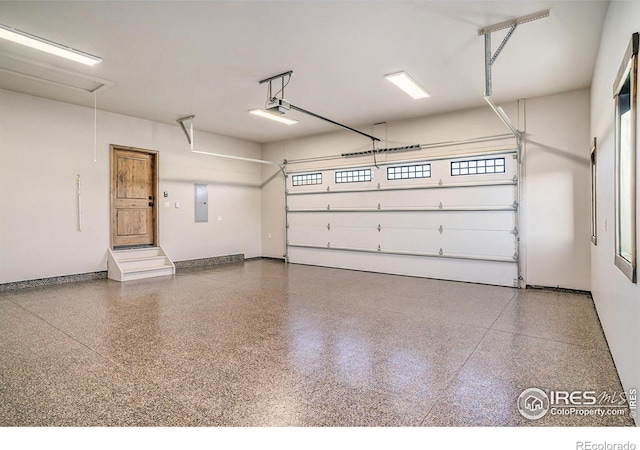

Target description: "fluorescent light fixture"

left=385, top=71, right=430, bottom=99
left=0, top=24, right=102, bottom=66
left=249, top=109, right=298, bottom=125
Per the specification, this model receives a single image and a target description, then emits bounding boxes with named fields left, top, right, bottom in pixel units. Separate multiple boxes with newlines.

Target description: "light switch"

left=175, top=202, right=180, bottom=208
left=217, top=215, right=223, bottom=221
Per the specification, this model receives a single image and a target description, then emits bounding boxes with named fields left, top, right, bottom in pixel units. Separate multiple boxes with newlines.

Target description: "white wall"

left=523, top=90, right=591, bottom=289
left=0, top=89, right=262, bottom=284
left=261, top=89, right=592, bottom=291
left=590, top=1, right=640, bottom=418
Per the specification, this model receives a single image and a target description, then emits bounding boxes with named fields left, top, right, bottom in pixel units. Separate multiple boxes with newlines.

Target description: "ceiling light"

left=0, top=24, right=102, bottom=66
left=249, top=109, right=298, bottom=125
left=385, top=71, right=430, bottom=99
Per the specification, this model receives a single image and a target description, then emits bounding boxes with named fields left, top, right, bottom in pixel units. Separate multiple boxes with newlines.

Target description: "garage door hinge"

left=512, top=174, right=518, bottom=182
left=377, top=183, right=381, bottom=189
left=377, top=224, right=382, bottom=232
left=510, top=226, right=519, bottom=235
left=327, top=186, right=331, bottom=192
left=438, top=179, right=443, bottom=186
left=512, top=252, right=518, bottom=261
left=327, top=242, right=331, bottom=248
left=439, top=248, right=444, bottom=256
left=377, top=203, right=381, bottom=210
left=327, top=223, right=331, bottom=231
left=286, top=223, right=289, bottom=229
left=439, top=202, right=443, bottom=210
left=377, top=245, right=381, bottom=252
left=327, top=204, right=331, bottom=211
left=512, top=201, right=519, bottom=209
left=439, top=225, right=444, bottom=234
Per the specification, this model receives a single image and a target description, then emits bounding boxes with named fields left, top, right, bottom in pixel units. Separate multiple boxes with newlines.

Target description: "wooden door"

left=110, top=146, right=158, bottom=248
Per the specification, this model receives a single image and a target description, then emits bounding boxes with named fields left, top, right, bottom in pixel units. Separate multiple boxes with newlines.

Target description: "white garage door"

left=286, top=150, right=520, bottom=287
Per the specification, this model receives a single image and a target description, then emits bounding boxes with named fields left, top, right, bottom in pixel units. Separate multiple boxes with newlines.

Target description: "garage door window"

left=292, top=173, right=322, bottom=187
left=387, top=164, right=431, bottom=180
left=451, top=157, right=505, bottom=176
left=335, top=169, right=372, bottom=184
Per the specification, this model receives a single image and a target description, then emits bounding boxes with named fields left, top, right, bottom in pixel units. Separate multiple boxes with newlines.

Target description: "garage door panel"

left=286, top=151, right=519, bottom=287
left=435, top=230, right=515, bottom=257
left=288, top=247, right=518, bottom=287
left=289, top=224, right=516, bottom=257
left=288, top=194, right=343, bottom=210
left=380, top=229, right=515, bottom=257
left=373, top=211, right=515, bottom=230
left=328, top=227, right=382, bottom=249
left=288, top=224, right=328, bottom=246
left=373, top=186, right=515, bottom=208
left=377, top=228, right=441, bottom=254
left=288, top=186, right=516, bottom=210
left=289, top=211, right=515, bottom=230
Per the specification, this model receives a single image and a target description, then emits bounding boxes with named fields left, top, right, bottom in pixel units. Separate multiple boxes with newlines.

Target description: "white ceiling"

left=0, top=1, right=609, bottom=144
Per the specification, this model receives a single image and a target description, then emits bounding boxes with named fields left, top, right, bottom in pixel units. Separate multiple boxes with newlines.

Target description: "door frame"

left=110, top=144, right=160, bottom=249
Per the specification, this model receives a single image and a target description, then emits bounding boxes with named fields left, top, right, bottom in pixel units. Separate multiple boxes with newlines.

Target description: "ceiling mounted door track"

left=258, top=70, right=380, bottom=143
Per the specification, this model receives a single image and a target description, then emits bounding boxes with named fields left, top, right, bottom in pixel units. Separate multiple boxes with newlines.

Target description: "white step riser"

left=122, top=267, right=175, bottom=282
left=118, top=258, right=170, bottom=270
left=114, top=248, right=163, bottom=260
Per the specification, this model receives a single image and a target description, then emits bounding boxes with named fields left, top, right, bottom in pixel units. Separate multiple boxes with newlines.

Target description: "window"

left=613, top=32, right=638, bottom=282
left=335, top=168, right=372, bottom=184
left=387, top=163, right=431, bottom=180
left=590, top=138, right=597, bottom=245
left=292, top=173, right=322, bottom=187
left=450, top=157, right=505, bottom=176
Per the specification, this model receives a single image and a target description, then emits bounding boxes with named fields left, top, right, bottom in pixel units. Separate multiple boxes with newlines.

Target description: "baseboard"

left=246, top=256, right=286, bottom=263
left=0, top=271, right=108, bottom=292
left=173, top=253, right=244, bottom=271
left=526, top=284, right=592, bottom=297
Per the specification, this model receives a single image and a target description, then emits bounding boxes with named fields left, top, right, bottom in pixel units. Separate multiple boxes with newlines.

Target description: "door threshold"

left=113, top=244, right=156, bottom=251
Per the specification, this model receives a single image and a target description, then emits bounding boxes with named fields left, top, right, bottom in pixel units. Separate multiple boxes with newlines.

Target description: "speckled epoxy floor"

left=0, top=260, right=634, bottom=426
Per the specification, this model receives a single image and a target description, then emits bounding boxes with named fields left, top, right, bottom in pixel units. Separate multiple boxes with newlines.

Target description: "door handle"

left=148, top=196, right=153, bottom=200
left=149, top=202, right=154, bottom=207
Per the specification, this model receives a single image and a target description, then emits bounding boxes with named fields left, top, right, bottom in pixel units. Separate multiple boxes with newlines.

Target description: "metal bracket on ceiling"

left=484, top=96, right=520, bottom=140
left=177, top=115, right=195, bottom=149
left=479, top=9, right=549, bottom=97
left=179, top=114, right=286, bottom=175
left=479, top=9, right=548, bottom=147
left=259, top=70, right=294, bottom=101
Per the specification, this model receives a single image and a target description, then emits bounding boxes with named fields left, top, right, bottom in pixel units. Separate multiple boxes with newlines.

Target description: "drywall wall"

left=590, top=0, right=640, bottom=422
left=0, top=89, right=262, bottom=284
left=523, top=89, right=591, bottom=289
left=262, top=89, right=592, bottom=291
